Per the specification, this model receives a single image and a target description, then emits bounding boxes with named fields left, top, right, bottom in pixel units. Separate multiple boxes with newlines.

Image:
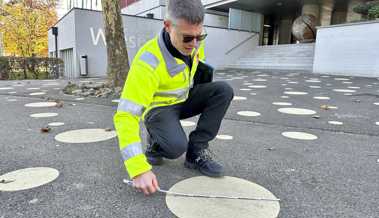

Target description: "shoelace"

left=195, top=149, right=216, bottom=163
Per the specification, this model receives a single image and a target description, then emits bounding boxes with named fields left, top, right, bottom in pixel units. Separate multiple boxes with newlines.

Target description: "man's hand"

left=132, top=170, right=159, bottom=195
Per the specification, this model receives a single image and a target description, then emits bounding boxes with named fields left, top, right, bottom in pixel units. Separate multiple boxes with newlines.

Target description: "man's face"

left=164, top=19, right=204, bottom=56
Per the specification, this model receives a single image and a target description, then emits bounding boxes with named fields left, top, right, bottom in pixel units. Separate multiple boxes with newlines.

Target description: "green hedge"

left=0, top=56, right=64, bottom=80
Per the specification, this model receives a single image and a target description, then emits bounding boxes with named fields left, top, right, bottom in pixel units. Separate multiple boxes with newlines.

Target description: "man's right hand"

left=132, top=170, right=159, bottom=195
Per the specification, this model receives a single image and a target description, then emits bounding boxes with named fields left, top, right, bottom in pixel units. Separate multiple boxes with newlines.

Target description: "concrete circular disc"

left=216, top=135, right=233, bottom=140
left=250, top=93, right=257, bottom=95
left=376, top=122, right=379, bottom=126
left=55, top=129, right=116, bottom=143
left=180, top=121, right=196, bottom=127
left=282, top=131, right=318, bottom=140
left=7, top=99, right=17, bottom=102
left=0, top=167, right=59, bottom=192
left=278, top=108, right=316, bottom=115
left=248, top=85, right=267, bottom=89
left=8, top=91, right=17, bottom=94
left=344, top=93, right=353, bottom=96
left=309, top=86, right=321, bottom=89
left=240, top=88, right=252, bottom=91
left=284, top=91, right=308, bottom=95
left=25, top=102, right=57, bottom=108
left=313, top=96, right=330, bottom=100
left=287, top=81, right=298, bottom=84
left=233, top=96, right=247, bottom=101
left=112, top=99, right=120, bottom=103
left=342, top=81, right=353, bottom=84
left=29, top=92, right=46, bottom=96
left=333, top=89, right=356, bottom=93
left=284, top=88, right=293, bottom=90
left=27, top=87, right=41, bottom=90
left=75, top=97, right=85, bottom=101
left=281, top=96, right=289, bottom=99
left=373, top=102, right=379, bottom=106
left=30, top=113, right=58, bottom=118
left=348, top=86, right=360, bottom=89
left=334, top=78, right=350, bottom=81
left=237, top=111, right=261, bottom=117
left=272, top=102, right=292, bottom=106
left=0, top=87, right=14, bottom=90
left=48, top=122, right=65, bottom=127
left=327, top=106, right=338, bottom=109
left=253, top=79, right=267, bottom=82
left=305, top=80, right=321, bottom=83
left=166, top=176, right=280, bottom=218
left=328, top=121, right=343, bottom=125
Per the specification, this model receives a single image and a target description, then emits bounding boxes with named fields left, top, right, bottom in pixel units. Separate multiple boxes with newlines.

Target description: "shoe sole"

left=184, top=161, right=223, bottom=178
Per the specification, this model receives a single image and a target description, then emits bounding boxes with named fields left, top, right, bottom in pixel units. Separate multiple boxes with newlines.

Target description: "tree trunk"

left=101, top=0, right=129, bottom=88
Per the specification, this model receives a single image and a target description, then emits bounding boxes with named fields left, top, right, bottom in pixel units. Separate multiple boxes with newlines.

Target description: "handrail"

left=225, top=32, right=259, bottom=55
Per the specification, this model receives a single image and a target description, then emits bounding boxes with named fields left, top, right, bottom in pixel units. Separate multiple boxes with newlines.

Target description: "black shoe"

left=184, top=149, right=224, bottom=177
left=145, top=143, right=164, bottom=166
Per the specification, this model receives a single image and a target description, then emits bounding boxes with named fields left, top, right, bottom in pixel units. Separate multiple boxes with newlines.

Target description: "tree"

left=0, top=0, right=58, bottom=57
left=101, top=0, right=129, bottom=88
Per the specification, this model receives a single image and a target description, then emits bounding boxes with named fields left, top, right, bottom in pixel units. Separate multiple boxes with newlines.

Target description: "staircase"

left=227, top=43, right=315, bottom=71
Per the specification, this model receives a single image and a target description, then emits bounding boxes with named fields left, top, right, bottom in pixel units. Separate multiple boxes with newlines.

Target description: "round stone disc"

left=166, top=176, right=280, bottom=218
left=237, top=111, right=261, bottom=117
left=216, top=135, right=233, bottom=140
left=333, top=89, right=356, bottom=93
left=55, top=129, right=116, bottom=143
left=233, top=96, right=247, bottom=101
left=30, top=113, right=58, bottom=118
left=272, top=102, right=292, bottom=106
left=0, top=87, right=14, bottom=90
left=313, top=96, right=330, bottom=100
left=25, top=102, right=57, bottom=108
left=0, top=167, right=59, bottom=191
left=29, top=92, right=46, bottom=96
left=180, top=121, right=196, bottom=127
left=328, top=121, right=343, bottom=125
left=48, top=122, right=65, bottom=127
left=248, top=85, right=267, bottom=89
left=284, top=91, right=308, bottom=95
left=278, top=108, right=316, bottom=115
left=282, top=131, right=318, bottom=140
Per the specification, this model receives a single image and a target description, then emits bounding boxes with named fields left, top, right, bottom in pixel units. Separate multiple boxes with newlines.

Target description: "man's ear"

left=163, top=20, right=171, bottom=33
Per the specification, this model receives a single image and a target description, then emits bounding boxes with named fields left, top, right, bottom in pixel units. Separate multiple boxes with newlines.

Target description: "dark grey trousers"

left=144, top=81, right=234, bottom=159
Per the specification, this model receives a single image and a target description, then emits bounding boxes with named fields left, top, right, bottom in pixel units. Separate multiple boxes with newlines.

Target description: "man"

left=114, top=0, right=234, bottom=196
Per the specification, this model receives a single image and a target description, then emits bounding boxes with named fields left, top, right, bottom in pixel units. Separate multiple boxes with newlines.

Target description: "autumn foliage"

left=0, top=0, right=58, bottom=57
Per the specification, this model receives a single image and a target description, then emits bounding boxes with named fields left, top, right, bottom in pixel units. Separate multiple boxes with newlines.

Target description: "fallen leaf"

left=41, top=127, right=51, bottom=133
left=320, top=105, right=330, bottom=110
left=105, top=128, right=112, bottom=132
left=312, top=115, right=320, bottom=119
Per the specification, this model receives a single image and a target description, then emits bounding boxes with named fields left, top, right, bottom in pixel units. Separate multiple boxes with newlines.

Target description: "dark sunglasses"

left=182, top=34, right=208, bottom=43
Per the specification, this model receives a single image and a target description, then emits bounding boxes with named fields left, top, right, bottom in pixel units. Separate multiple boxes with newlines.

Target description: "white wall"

left=49, top=8, right=258, bottom=78
left=313, top=20, right=379, bottom=77
left=205, top=13, right=228, bottom=28
left=122, top=0, right=162, bottom=15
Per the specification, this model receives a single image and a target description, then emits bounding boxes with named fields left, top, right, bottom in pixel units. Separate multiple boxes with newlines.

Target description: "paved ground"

left=0, top=70, right=378, bottom=218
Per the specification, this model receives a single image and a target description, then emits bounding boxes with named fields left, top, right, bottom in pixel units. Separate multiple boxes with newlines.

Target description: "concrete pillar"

left=346, top=0, right=365, bottom=22
left=302, top=0, right=320, bottom=24
left=320, top=0, right=334, bottom=26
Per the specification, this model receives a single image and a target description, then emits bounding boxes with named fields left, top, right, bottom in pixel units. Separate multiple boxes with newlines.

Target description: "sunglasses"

left=182, top=33, right=208, bottom=43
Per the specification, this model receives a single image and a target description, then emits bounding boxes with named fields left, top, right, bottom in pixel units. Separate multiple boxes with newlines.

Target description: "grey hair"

left=166, top=0, right=205, bottom=24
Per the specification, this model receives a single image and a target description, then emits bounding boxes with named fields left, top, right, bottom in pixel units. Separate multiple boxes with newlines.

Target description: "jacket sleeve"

left=113, top=58, right=159, bottom=179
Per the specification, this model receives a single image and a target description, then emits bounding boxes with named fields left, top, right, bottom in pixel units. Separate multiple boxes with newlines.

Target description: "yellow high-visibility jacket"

left=114, top=30, right=206, bottom=178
